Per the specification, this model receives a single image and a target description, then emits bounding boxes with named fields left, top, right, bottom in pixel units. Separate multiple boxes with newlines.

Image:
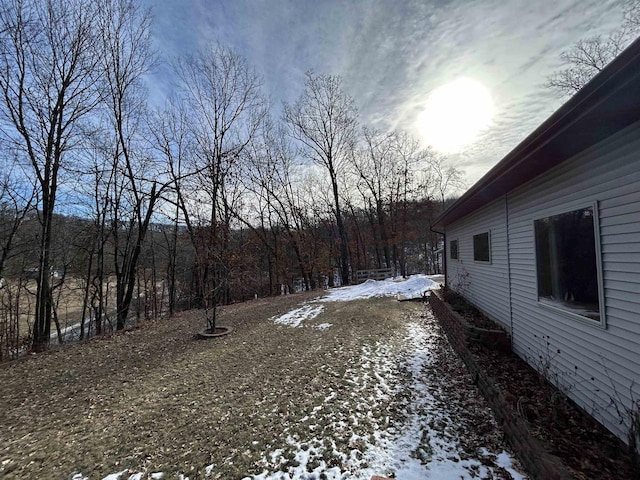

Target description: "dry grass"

left=0, top=291, right=344, bottom=478
left=0, top=291, right=522, bottom=479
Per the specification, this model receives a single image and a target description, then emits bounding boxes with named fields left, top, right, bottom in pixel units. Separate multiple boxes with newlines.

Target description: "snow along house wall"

left=445, top=197, right=511, bottom=330
left=506, top=120, right=640, bottom=444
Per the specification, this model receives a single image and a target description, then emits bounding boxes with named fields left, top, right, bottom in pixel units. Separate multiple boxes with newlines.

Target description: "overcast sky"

left=145, top=0, right=630, bottom=186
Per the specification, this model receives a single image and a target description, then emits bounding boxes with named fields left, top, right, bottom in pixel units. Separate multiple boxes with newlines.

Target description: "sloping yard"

left=0, top=277, right=526, bottom=479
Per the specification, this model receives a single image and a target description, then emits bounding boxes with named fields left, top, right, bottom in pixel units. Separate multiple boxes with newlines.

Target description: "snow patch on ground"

left=312, top=322, right=332, bottom=330
left=243, top=318, right=526, bottom=480
left=358, top=322, right=525, bottom=479
left=497, top=451, right=525, bottom=477
left=321, top=274, right=438, bottom=302
left=71, top=471, right=190, bottom=480
left=271, top=275, right=439, bottom=329
left=271, top=304, right=324, bottom=327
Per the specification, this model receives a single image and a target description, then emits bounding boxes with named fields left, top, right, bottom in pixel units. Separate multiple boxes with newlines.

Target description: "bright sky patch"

left=417, top=78, right=494, bottom=154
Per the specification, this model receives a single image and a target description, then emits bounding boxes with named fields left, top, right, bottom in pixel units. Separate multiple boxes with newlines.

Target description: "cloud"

left=145, top=0, right=628, bottom=185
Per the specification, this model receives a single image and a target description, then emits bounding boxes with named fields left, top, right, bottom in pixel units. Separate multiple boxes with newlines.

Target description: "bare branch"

left=547, top=2, right=640, bottom=96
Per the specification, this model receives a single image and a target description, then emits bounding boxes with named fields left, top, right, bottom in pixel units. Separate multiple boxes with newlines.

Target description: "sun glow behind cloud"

left=417, top=78, right=494, bottom=154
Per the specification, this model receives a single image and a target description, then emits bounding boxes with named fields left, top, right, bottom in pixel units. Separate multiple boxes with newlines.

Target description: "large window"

left=473, top=232, right=490, bottom=262
left=450, top=240, right=459, bottom=260
left=534, top=205, right=603, bottom=323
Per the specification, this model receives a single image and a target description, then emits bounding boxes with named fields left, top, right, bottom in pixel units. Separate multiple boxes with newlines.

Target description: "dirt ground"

left=0, top=291, right=525, bottom=479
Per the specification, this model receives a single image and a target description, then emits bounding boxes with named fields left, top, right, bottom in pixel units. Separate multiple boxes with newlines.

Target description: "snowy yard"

left=0, top=276, right=526, bottom=480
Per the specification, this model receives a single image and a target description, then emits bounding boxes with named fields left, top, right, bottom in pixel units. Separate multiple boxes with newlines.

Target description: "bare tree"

left=284, top=71, right=358, bottom=285
left=70, top=128, right=121, bottom=338
left=0, top=166, right=35, bottom=278
left=0, top=166, right=35, bottom=358
left=350, top=128, right=398, bottom=269
left=175, top=43, right=266, bottom=332
left=0, top=0, right=102, bottom=351
left=95, top=0, right=162, bottom=331
left=547, top=1, right=640, bottom=95
left=149, top=98, right=193, bottom=315
left=349, top=129, right=434, bottom=274
left=422, top=155, right=465, bottom=209
left=239, top=120, right=320, bottom=291
left=387, top=131, right=432, bottom=276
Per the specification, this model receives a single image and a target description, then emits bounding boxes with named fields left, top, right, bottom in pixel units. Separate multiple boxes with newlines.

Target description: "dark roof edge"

left=434, top=36, right=640, bottom=228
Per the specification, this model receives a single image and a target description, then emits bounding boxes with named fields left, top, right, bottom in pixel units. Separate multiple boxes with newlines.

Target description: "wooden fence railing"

left=355, top=268, right=393, bottom=282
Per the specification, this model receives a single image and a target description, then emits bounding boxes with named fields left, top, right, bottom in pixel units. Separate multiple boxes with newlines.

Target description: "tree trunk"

left=366, top=204, right=382, bottom=269
left=330, top=169, right=350, bottom=286
left=79, top=248, right=95, bottom=340
left=376, top=199, right=391, bottom=268
left=33, top=194, right=54, bottom=352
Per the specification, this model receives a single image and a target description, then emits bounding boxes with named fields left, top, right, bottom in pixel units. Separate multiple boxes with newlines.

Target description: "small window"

left=534, top=206, right=602, bottom=323
left=473, top=232, right=490, bottom=262
left=450, top=240, right=459, bottom=260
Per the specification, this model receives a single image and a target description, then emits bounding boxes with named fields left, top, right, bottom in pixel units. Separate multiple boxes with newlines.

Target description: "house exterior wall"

left=445, top=197, right=511, bottom=329
left=446, top=120, right=640, bottom=443
left=505, top=120, right=640, bottom=443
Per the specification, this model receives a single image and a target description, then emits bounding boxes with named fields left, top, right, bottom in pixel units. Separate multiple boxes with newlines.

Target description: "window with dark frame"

left=534, top=206, right=601, bottom=322
left=473, top=232, right=490, bottom=262
left=450, top=239, right=459, bottom=260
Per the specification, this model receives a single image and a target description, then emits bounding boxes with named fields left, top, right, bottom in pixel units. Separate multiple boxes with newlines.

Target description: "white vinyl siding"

left=446, top=198, right=510, bottom=329
left=506, top=120, right=640, bottom=443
